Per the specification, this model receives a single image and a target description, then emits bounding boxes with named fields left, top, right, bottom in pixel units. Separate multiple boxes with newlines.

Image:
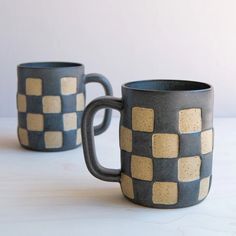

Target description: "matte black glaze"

left=17, top=62, right=113, bottom=152
left=82, top=80, right=214, bottom=208
left=82, top=97, right=122, bottom=181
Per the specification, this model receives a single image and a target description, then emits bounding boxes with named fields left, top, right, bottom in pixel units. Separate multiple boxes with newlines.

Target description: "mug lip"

left=122, top=79, right=213, bottom=92
left=17, top=61, right=84, bottom=69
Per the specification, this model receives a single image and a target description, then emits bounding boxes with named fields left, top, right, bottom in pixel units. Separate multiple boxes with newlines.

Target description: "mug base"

left=19, top=143, right=82, bottom=152
left=123, top=194, right=208, bottom=209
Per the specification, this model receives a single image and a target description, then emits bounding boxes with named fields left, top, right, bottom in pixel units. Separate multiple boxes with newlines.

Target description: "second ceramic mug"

left=82, top=80, right=214, bottom=208
left=17, top=62, right=112, bottom=151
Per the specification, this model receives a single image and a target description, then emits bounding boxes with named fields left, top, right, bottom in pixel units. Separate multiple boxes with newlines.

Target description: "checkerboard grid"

left=18, top=117, right=81, bottom=148
left=18, top=112, right=83, bottom=149
left=120, top=106, right=213, bottom=205
left=17, top=77, right=84, bottom=149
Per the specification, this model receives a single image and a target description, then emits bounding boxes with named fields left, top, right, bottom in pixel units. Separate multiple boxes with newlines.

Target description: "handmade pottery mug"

left=17, top=62, right=112, bottom=151
left=82, top=80, right=214, bottom=208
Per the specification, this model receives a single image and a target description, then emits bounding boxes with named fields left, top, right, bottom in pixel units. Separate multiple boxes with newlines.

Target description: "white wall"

left=0, top=0, right=236, bottom=117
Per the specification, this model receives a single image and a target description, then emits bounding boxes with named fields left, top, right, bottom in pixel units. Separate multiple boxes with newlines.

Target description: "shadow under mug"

left=82, top=80, right=214, bottom=208
left=17, top=62, right=113, bottom=152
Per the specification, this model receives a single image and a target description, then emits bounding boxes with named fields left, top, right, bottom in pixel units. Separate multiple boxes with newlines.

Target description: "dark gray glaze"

left=82, top=80, right=214, bottom=208
left=17, top=62, right=112, bottom=152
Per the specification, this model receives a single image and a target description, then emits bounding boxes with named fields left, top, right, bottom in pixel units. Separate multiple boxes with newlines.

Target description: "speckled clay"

left=81, top=80, right=214, bottom=208
left=17, top=62, right=113, bottom=152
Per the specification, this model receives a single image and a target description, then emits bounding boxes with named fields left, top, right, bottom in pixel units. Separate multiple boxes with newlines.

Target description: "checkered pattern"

left=17, top=77, right=84, bottom=151
left=120, top=106, right=213, bottom=208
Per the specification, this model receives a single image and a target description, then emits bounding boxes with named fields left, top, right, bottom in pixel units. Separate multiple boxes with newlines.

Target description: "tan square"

left=201, top=129, right=213, bottom=154
left=120, top=126, right=132, bottom=152
left=179, top=108, right=202, bottom=133
left=152, top=182, right=178, bottom=205
left=61, top=77, right=77, bottom=95
left=63, top=112, right=77, bottom=131
left=26, top=78, right=42, bottom=96
left=152, top=133, right=179, bottom=158
left=76, top=129, right=82, bottom=145
left=178, top=156, right=201, bottom=182
left=131, top=155, right=153, bottom=181
left=42, top=96, right=61, bottom=113
left=27, top=113, right=44, bottom=131
left=132, top=107, right=154, bottom=132
left=17, top=94, right=27, bottom=112
left=44, top=131, right=63, bottom=149
left=76, top=93, right=85, bottom=111
left=18, top=128, right=29, bottom=146
left=198, top=177, right=210, bottom=200
left=120, top=173, right=134, bottom=199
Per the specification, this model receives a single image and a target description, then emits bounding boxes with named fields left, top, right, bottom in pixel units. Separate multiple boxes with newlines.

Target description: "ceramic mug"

left=82, top=80, right=214, bottom=208
left=17, top=62, right=112, bottom=152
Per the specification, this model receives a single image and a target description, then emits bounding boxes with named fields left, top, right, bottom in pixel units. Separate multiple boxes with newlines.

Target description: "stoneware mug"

left=17, top=62, right=112, bottom=152
left=82, top=80, right=214, bottom=208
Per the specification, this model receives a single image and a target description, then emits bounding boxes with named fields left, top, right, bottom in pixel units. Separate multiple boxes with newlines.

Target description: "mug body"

left=119, top=80, right=214, bottom=208
left=17, top=62, right=85, bottom=151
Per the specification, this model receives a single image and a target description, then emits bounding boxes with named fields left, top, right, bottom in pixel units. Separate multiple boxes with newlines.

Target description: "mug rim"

left=17, top=61, right=84, bottom=69
left=122, top=79, right=213, bottom=92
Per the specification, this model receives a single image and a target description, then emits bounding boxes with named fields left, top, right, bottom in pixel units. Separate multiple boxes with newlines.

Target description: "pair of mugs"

left=17, top=62, right=214, bottom=208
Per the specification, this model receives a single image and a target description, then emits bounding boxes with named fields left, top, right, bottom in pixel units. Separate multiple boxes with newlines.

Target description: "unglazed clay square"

left=121, top=173, right=134, bottom=199
left=61, top=77, right=77, bottom=95
left=178, top=156, right=201, bottom=182
left=198, top=176, right=210, bottom=200
left=131, top=155, right=153, bottom=181
left=120, top=126, right=132, bottom=152
left=76, top=93, right=85, bottom=111
left=152, top=182, right=178, bottom=205
left=18, top=128, right=29, bottom=146
left=76, top=128, right=81, bottom=145
left=26, top=78, right=42, bottom=96
left=201, top=129, right=213, bottom=154
left=27, top=113, right=44, bottom=131
left=17, top=94, right=27, bottom=112
left=132, top=107, right=154, bottom=132
left=44, top=131, right=63, bottom=148
left=152, top=133, right=179, bottom=158
left=43, top=96, right=61, bottom=113
left=179, top=108, right=202, bottom=133
left=63, top=112, right=77, bottom=131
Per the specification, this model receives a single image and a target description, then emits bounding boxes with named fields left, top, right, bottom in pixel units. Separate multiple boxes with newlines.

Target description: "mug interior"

left=124, top=80, right=211, bottom=92
left=18, top=62, right=82, bottom=69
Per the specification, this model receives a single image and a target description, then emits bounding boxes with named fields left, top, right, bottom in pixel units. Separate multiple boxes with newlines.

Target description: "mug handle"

left=81, top=96, right=123, bottom=182
left=84, top=73, right=113, bottom=135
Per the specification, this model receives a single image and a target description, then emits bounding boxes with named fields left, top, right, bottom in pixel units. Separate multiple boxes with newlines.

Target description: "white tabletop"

left=0, top=117, right=235, bottom=236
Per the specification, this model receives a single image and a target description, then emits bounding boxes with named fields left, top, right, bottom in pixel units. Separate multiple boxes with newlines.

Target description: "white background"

left=1, top=0, right=236, bottom=117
